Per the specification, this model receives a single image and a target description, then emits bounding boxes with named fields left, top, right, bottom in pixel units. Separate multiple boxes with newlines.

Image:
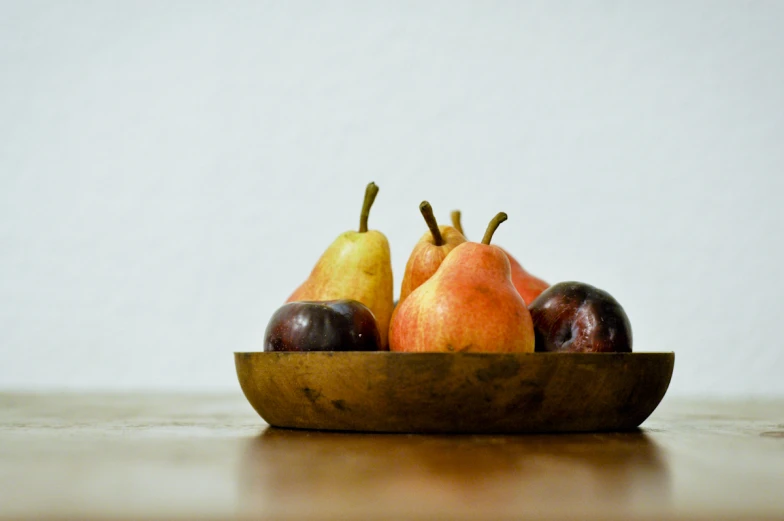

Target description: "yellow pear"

left=288, top=182, right=394, bottom=348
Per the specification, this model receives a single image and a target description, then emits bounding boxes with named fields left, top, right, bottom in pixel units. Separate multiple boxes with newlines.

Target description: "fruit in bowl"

left=237, top=190, right=672, bottom=435
left=265, top=300, right=383, bottom=352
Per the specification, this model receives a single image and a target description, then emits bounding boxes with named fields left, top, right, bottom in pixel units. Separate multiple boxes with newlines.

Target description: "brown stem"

left=359, top=182, right=379, bottom=233
left=419, top=201, right=444, bottom=246
left=450, top=210, right=465, bottom=236
left=481, top=212, right=507, bottom=245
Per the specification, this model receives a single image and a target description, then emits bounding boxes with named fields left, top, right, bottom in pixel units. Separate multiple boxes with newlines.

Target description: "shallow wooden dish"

left=235, top=351, right=674, bottom=434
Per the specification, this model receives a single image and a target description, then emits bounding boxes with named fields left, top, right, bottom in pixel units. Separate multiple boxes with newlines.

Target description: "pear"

left=451, top=210, right=548, bottom=305
left=288, top=182, right=394, bottom=348
left=398, top=201, right=466, bottom=305
left=504, top=257, right=549, bottom=305
left=390, top=212, right=535, bottom=353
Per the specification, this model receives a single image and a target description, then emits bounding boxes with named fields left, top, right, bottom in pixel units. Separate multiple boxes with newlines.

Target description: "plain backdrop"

left=1, top=1, right=782, bottom=395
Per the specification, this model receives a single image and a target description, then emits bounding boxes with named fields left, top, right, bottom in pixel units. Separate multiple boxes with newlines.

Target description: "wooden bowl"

left=235, top=351, right=674, bottom=434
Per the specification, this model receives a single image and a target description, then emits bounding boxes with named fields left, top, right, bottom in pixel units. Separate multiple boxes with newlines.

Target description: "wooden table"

left=1, top=394, right=782, bottom=520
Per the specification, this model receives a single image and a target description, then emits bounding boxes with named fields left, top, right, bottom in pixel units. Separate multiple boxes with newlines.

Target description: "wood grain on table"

left=0, top=393, right=782, bottom=521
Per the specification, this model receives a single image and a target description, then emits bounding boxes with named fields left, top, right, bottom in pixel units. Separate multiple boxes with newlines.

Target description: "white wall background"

left=1, top=1, right=782, bottom=395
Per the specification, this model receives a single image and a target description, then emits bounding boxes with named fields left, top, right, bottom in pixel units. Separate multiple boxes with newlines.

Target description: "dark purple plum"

left=528, top=282, right=632, bottom=353
left=264, top=300, right=383, bottom=352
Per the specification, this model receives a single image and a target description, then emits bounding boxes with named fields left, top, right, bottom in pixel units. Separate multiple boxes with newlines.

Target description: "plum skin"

left=264, top=299, right=384, bottom=352
left=528, top=282, right=632, bottom=353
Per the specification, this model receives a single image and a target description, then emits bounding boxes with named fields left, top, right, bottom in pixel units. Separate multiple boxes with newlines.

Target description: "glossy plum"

left=264, top=300, right=383, bottom=352
left=528, top=282, right=632, bottom=353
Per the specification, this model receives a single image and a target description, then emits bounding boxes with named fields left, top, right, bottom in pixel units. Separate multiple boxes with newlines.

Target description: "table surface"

left=0, top=393, right=782, bottom=521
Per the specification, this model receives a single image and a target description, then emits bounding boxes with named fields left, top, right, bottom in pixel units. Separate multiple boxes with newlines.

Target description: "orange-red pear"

left=451, top=210, right=548, bottom=305
left=390, top=212, right=535, bottom=353
left=398, top=201, right=466, bottom=305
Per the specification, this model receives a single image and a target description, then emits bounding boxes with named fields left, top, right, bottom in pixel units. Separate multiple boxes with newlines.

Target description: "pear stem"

left=359, top=182, right=379, bottom=233
left=451, top=210, right=465, bottom=236
left=419, top=201, right=444, bottom=246
left=481, top=212, right=508, bottom=245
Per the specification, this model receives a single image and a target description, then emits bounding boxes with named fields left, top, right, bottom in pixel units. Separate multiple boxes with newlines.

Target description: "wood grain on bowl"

left=235, top=352, right=674, bottom=434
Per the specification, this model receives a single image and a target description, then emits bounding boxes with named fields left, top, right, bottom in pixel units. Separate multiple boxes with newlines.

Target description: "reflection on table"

left=238, top=427, right=670, bottom=519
